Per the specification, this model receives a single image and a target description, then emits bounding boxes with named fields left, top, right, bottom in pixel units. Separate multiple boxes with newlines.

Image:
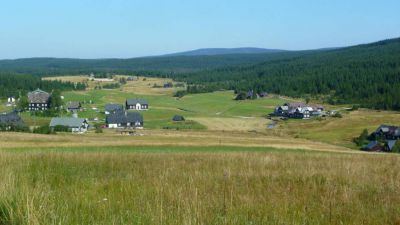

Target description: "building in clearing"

left=49, top=117, right=89, bottom=133
left=126, top=99, right=148, bottom=110
left=0, top=111, right=25, bottom=130
left=28, top=89, right=51, bottom=111
left=7, top=96, right=16, bottom=104
left=105, top=104, right=124, bottom=115
left=66, top=101, right=81, bottom=112
left=106, top=111, right=143, bottom=129
left=172, top=115, right=185, bottom=122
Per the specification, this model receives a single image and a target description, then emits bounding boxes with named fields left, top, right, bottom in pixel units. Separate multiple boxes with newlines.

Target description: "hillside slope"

left=165, top=47, right=286, bottom=56
left=174, top=38, right=400, bottom=110
left=0, top=51, right=308, bottom=75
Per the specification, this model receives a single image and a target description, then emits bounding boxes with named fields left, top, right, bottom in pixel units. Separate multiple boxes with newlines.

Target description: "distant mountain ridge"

left=165, top=48, right=287, bottom=56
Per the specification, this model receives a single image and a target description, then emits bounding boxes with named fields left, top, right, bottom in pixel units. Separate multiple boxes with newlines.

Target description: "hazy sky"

left=1, top=0, right=399, bottom=59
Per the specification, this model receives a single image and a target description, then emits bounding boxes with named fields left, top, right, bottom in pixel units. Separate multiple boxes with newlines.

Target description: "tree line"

left=0, top=73, right=86, bottom=98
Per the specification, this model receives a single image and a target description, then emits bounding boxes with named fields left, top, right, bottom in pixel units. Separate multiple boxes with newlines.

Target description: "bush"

left=235, top=92, right=247, bottom=101
left=0, top=123, right=29, bottom=132
left=332, top=112, right=342, bottom=118
left=53, top=125, right=70, bottom=132
left=102, top=83, right=120, bottom=89
left=95, top=124, right=103, bottom=133
left=353, top=129, right=369, bottom=146
left=33, top=125, right=55, bottom=134
left=174, top=90, right=187, bottom=98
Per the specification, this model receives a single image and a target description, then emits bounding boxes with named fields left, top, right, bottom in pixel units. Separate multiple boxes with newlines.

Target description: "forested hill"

left=172, top=38, right=400, bottom=110
left=164, top=48, right=286, bottom=56
left=0, top=51, right=309, bottom=76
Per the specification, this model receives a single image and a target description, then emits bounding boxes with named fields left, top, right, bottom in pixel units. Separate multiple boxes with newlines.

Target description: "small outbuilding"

left=172, top=115, right=185, bottom=122
left=66, top=101, right=81, bottom=112
left=0, top=111, right=25, bottom=130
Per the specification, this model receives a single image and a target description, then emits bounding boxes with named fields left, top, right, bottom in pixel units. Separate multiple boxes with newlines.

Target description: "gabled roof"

left=105, top=104, right=123, bottom=112
left=126, top=99, right=148, bottom=105
left=106, top=111, right=127, bottom=124
left=172, top=115, right=185, bottom=121
left=106, top=111, right=143, bottom=124
left=67, top=101, right=80, bottom=109
left=387, top=140, right=397, bottom=151
left=28, top=89, right=50, bottom=104
left=0, top=112, right=24, bottom=125
left=285, top=102, right=306, bottom=109
left=365, top=140, right=379, bottom=150
left=49, top=117, right=86, bottom=128
left=375, top=125, right=400, bottom=135
left=126, top=112, right=143, bottom=123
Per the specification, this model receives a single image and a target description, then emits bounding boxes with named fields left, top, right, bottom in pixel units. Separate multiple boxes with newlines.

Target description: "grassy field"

left=0, top=146, right=399, bottom=224
left=1, top=76, right=400, bottom=224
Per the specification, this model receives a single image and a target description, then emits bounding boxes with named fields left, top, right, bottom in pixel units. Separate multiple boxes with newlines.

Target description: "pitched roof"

left=375, top=125, right=400, bottom=136
left=105, top=104, right=123, bottom=112
left=50, top=117, right=86, bottom=128
left=126, top=99, right=148, bottom=105
left=106, top=111, right=127, bottom=124
left=126, top=112, right=143, bottom=123
left=387, top=140, right=397, bottom=151
left=28, top=89, right=50, bottom=103
left=172, top=115, right=185, bottom=121
left=106, top=111, right=143, bottom=124
left=67, top=101, right=80, bottom=109
left=286, top=102, right=307, bottom=108
left=365, top=141, right=379, bottom=150
left=0, top=112, right=23, bottom=125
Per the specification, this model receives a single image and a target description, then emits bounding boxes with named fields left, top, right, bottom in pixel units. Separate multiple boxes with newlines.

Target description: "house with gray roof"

left=28, top=89, right=50, bottom=111
left=49, top=117, right=89, bottom=133
left=105, top=104, right=123, bottom=115
left=0, top=111, right=25, bottom=130
left=106, top=111, right=143, bottom=129
left=66, top=101, right=81, bottom=112
left=126, top=99, right=148, bottom=110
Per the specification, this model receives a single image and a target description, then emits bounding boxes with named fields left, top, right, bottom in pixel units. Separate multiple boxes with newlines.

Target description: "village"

left=0, top=76, right=399, bottom=153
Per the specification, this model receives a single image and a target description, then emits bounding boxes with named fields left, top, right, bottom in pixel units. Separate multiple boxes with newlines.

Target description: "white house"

left=126, top=99, right=148, bottom=110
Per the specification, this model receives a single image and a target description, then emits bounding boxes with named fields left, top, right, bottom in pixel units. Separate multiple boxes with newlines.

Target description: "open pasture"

left=0, top=146, right=399, bottom=224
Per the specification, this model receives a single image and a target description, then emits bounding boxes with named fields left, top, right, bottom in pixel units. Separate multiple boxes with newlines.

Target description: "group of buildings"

left=104, top=99, right=148, bottom=129
left=273, top=102, right=325, bottom=119
left=364, top=125, right=400, bottom=152
left=1, top=89, right=150, bottom=133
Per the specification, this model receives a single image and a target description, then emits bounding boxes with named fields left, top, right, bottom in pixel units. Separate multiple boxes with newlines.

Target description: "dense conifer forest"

left=0, top=73, right=86, bottom=97
left=169, top=38, right=400, bottom=110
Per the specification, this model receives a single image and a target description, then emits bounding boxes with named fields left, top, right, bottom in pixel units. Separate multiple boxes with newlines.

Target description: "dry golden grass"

left=0, top=129, right=353, bottom=153
left=42, top=75, right=89, bottom=83
left=0, top=149, right=399, bottom=224
left=120, top=76, right=183, bottom=96
left=192, top=117, right=269, bottom=131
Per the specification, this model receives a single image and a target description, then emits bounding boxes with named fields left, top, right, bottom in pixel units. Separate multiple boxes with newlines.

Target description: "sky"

left=0, top=0, right=399, bottom=59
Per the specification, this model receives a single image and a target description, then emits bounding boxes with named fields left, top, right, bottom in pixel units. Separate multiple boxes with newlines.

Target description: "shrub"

left=33, top=125, right=55, bottom=134
left=174, top=90, right=187, bottom=98
left=95, top=124, right=103, bottom=133
left=353, top=129, right=369, bottom=146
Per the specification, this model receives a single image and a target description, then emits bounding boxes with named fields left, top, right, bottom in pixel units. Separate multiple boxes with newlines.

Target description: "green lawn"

left=60, top=89, right=286, bottom=130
